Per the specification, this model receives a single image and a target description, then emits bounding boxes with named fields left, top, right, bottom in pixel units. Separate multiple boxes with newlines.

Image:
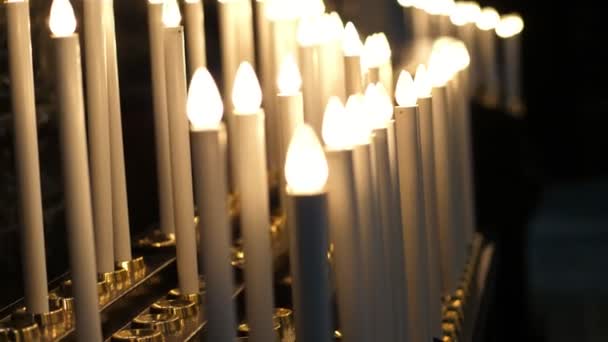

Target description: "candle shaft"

left=412, top=7, right=432, bottom=40
left=344, top=55, right=363, bottom=96
left=478, top=28, right=499, bottom=106
left=456, top=23, right=478, bottom=96
left=503, top=35, right=523, bottom=114
left=299, top=45, right=323, bottom=136
left=54, top=34, right=103, bottom=342
left=147, top=1, right=175, bottom=236
left=277, top=93, right=305, bottom=211
left=438, top=15, right=453, bottom=36
left=6, top=1, right=49, bottom=314
left=255, top=0, right=275, bottom=163
left=394, top=106, right=431, bottom=342
left=367, top=67, right=380, bottom=86
left=164, top=26, right=199, bottom=295
left=289, top=194, right=332, bottom=342
left=325, top=150, right=372, bottom=342
left=105, top=0, right=132, bottom=262
left=184, top=0, right=207, bottom=78
left=380, top=61, right=394, bottom=99
left=234, top=112, right=275, bottom=342
left=191, top=128, right=237, bottom=342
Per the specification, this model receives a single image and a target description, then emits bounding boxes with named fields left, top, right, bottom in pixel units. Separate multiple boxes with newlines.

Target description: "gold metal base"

left=237, top=320, right=281, bottom=341
left=60, top=277, right=110, bottom=310
left=273, top=308, right=295, bottom=342
left=0, top=315, right=40, bottom=342
left=11, top=297, right=66, bottom=328
left=132, top=313, right=183, bottom=335
left=231, top=245, right=245, bottom=268
left=136, top=230, right=176, bottom=249
left=111, top=328, right=164, bottom=342
left=150, top=299, right=198, bottom=319
left=118, top=256, right=146, bottom=281
left=101, top=267, right=131, bottom=292
left=167, top=278, right=205, bottom=303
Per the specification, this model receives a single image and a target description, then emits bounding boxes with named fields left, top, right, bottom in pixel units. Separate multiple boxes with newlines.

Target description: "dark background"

left=1, top=0, right=606, bottom=341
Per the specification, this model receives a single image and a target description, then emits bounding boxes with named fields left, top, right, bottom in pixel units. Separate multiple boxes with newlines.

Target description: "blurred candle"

left=163, top=0, right=200, bottom=295
left=342, top=22, right=364, bottom=97
left=362, top=35, right=381, bottom=85
left=232, top=62, right=276, bottom=342
left=297, top=15, right=324, bottom=136
left=284, top=124, right=332, bottom=342
left=183, top=0, right=207, bottom=78
left=398, top=0, right=431, bottom=40
left=376, top=33, right=394, bottom=98
left=450, top=1, right=481, bottom=95
left=475, top=7, right=500, bottom=107
left=496, top=13, right=525, bottom=115
left=188, top=68, right=237, bottom=342
left=319, top=12, right=346, bottom=102
left=50, top=0, right=103, bottom=338
left=6, top=0, right=50, bottom=314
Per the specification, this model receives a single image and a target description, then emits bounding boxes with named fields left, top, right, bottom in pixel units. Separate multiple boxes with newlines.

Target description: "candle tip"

left=450, top=1, right=481, bottom=26
left=232, top=62, right=262, bottom=114
left=345, top=95, right=372, bottom=145
left=362, top=33, right=391, bottom=69
left=414, top=64, right=432, bottom=98
left=188, top=68, right=224, bottom=130
left=285, top=124, right=329, bottom=195
left=49, top=0, right=77, bottom=37
left=277, top=54, right=302, bottom=94
left=475, top=7, right=500, bottom=30
left=495, top=13, right=524, bottom=38
left=162, top=0, right=182, bottom=27
left=343, top=22, right=363, bottom=56
left=395, top=71, right=418, bottom=107
left=365, top=83, right=394, bottom=129
left=322, top=97, right=352, bottom=150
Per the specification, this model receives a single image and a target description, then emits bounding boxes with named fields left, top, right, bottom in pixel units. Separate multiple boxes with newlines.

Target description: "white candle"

left=496, top=14, right=525, bottom=115
left=104, top=0, right=133, bottom=263
left=162, top=0, right=200, bottom=295
left=255, top=0, right=275, bottom=170
left=397, top=0, right=432, bottom=40
left=450, top=2, right=481, bottom=95
left=364, top=84, right=407, bottom=342
left=322, top=98, right=372, bottom=342
left=84, top=0, right=115, bottom=274
left=297, top=15, right=324, bottom=137
left=188, top=68, right=237, bottom=342
left=342, top=22, right=364, bottom=97
left=231, top=62, right=276, bottom=342
left=393, top=73, right=431, bottom=342
left=318, top=13, right=346, bottom=102
left=362, top=35, right=381, bottom=85
left=147, top=0, right=175, bottom=237
left=475, top=7, right=501, bottom=107
left=6, top=0, right=50, bottom=315
left=376, top=33, right=394, bottom=98
left=50, top=0, right=102, bottom=339
left=183, top=0, right=207, bottom=78
left=284, top=124, right=332, bottom=342
left=346, top=95, right=393, bottom=342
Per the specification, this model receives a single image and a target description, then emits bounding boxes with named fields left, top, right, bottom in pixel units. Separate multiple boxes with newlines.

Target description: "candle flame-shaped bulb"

left=365, top=83, right=393, bottom=129
left=450, top=1, right=481, bottom=26
left=475, top=7, right=499, bottom=30
left=343, top=22, right=363, bottom=56
left=232, top=62, right=263, bottom=114
left=162, top=0, right=181, bottom=27
left=187, top=68, right=224, bottom=130
left=345, top=95, right=371, bottom=145
left=297, top=16, right=322, bottom=46
left=284, top=124, right=329, bottom=195
left=395, top=70, right=418, bottom=107
left=49, top=0, right=77, bottom=37
left=376, top=33, right=392, bottom=61
left=495, top=14, right=524, bottom=38
left=328, top=12, right=345, bottom=40
left=414, top=64, right=432, bottom=98
left=299, top=0, right=325, bottom=17
left=362, top=35, right=380, bottom=68
left=278, top=54, right=302, bottom=94
left=322, top=97, right=352, bottom=150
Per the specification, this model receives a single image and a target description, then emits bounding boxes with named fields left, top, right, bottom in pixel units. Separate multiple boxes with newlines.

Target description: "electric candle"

left=362, top=35, right=381, bottom=85
left=284, top=124, right=332, bottom=342
left=183, top=0, right=207, bottom=78
left=84, top=0, right=115, bottom=275
left=6, top=0, right=50, bottom=314
left=232, top=62, right=276, bottom=342
left=450, top=1, right=481, bottom=94
left=322, top=98, right=372, bottom=342
left=322, top=12, right=346, bottom=102
left=342, top=22, right=364, bottom=97
left=393, top=71, right=431, bottom=342
left=297, top=15, right=324, bottom=136
left=398, top=0, right=431, bottom=40
left=376, top=33, right=394, bottom=99
left=496, top=13, right=525, bottom=114
left=104, top=0, right=133, bottom=263
left=436, top=0, right=455, bottom=36
left=147, top=0, right=175, bottom=237
left=188, top=68, right=237, bottom=342
left=475, top=7, right=501, bottom=106
left=346, top=95, right=392, bottom=342
left=50, top=0, right=103, bottom=338
left=163, top=0, right=200, bottom=295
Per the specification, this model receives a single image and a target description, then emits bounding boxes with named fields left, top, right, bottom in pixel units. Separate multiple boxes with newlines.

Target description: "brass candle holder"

left=118, top=256, right=147, bottom=282
left=167, top=277, right=205, bottom=304
left=131, top=313, right=184, bottom=335
left=11, top=297, right=66, bottom=328
left=59, top=276, right=111, bottom=311
left=273, top=308, right=295, bottom=342
left=111, top=328, right=164, bottom=342
left=237, top=319, right=282, bottom=342
left=0, top=314, right=40, bottom=342
left=150, top=299, right=198, bottom=319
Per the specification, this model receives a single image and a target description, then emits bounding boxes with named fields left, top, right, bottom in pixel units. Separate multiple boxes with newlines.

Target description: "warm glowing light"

left=424, top=0, right=443, bottom=15
left=376, top=33, right=392, bottom=62
left=329, top=12, right=344, bottom=40
left=299, top=0, right=325, bottom=17
left=427, top=51, right=452, bottom=87
left=414, top=64, right=432, bottom=98
left=277, top=54, right=302, bottom=94
left=451, top=40, right=470, bottom=70
left=495, top=14, right=524, bottom=38
left=162, top=0, right=181, bottom=27
left=397, top=0, right=416, bottom=8
left=362, top=35, right=381, bottom=68
left=364, top=83, right=393, bottom=129
left=322, top=97, right=353, bottom=150
left=232, top=62, right=263, bottom=114
left=475, top=7, right=499, bottom=30
left=431, top=37, right=470, bottom=73
left=49, top=0, right=77, bottom=36
left=436, top=0, right=455, bottom=16
left=395, top=71, right=418, bottom=107
left=265, top=0, right=300, bottom=21
left=343, top=22, right=363, bottom=56
left=297, top=15, right=322, bottom=46
left=450, top=2, right=481, bottom=26
left=345, top=95, right=372, bottom=145
left=284, top=124, right=329, bottom=195
left=187, top=68, right=224, bottom=130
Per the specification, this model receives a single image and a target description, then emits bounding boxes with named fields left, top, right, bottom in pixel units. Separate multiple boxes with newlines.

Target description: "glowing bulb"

left=414, top=64, right=432, bottom=98
left=277, top=54, right=302, bottom=94
left=265, top=0, right=300, bottom=21
left=397, top=0, right=416, bottom=8
left=297, top=15, right=322, bottom=46
left=49, top=0, right=76, bottom=37
left=187, top=68, right=224, bottom=130
left=284, top=124, right=329, bottom=195
left=452, top=40, right=470, bottom=70
left=437, top=0, right=455, bottom=16
left=322, top=97, right=352, bottom=150
left=362, top=35, right=383, bottom=68
left=343, top=22, right=363, bottom=56
left=395, top=71, right=418, bottom=107
left=425, top=0, right=443, bottom=15
left=232, top=62, right=263, bottom=114
left=300, top=0, right=325, bottom=17
left=428, top=52, right=452, bottom=87
left=450, top=1, right=481, bottom=26
left=495, top=14, right=524, bottom=38
left=475, top=7, right=499, bottom=31
left=376, top=33, right=392, bottom=62
left=364, top=83, right=393, bottom=129
left=329, top=12, right=344, bottom=40
left=162, top=0, right=181, bottom=27
left=345, top=95, right=371, bottom=145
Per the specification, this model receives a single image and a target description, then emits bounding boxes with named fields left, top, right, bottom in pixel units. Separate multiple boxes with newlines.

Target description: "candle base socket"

left=136, top=229, right=176, bottom=249
left=100, top=268, right=131, bottom=292
left=150, top=299, right=198, bottom=319
left=59, top=278, right=111, bottom=311
left=237, top=320, right=281, bottom=341
left=118, top=256, right=147, bottom=281
left=231, top=245, right=246, bottom=269
left=168, top=277, right=206, bottom=303
left=0, top=315, right=40, bottom=342
left=132, top=313, right=184, bottom=335
left=11, top=297, right=66, bottom=328
left=111, top=328, right=164, bottom=342
left=273, top=308, right=295, bottom=342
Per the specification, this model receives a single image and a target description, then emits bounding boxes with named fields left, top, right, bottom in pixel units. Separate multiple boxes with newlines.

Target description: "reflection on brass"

left=168, top=278, right=205, bottom=302
left=11, top=297, right=66, bottom=327
left=132, top=313, right=183, bottom=335
left=60, top=278, right=110, bottom=310
left=111, top=328, right=164, bottom=342
left=119, top=256, right=146, bottom=281
left=150, top=299, right=198, bottom=319
left=0, top=321, right=14, bottom=341
left=2, top=315, right=40, bottom=342
left=237, top=320, right=281, bottom=341
left=334, top=330, right=343, bottom=339
left=443, top=310, right=462, bottom=332
left=447, top=299, right=464, bottom=322
left=136, top=230, right=176, bottom=249
left=109, top=267, right=131, bottom=291
left=442, top=336, right=454, bottom=342
left=273, top=308, right=295, bottom=342
left=231, top=246, right=245, bottom=268
left=442, top=322, right=458, bottom=340
left=229, top=193, right=240, bottom=220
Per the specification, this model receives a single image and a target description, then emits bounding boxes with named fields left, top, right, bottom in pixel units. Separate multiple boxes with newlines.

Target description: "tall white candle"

left=450, top=2, right=481, bottom=95
left=393, top=74, right=431, bottom=342
left=104, top=0, right=133, bottom=263
left=232, top=62, right=276, bottom=342
left=342, top=22, right=364, bottom=97
left=397, top=0, right=432, bottom=40
left=284, top=124, right=332, bottom=342
left=376, top=33, right=394, bottom=99
left=183, top=0, right=207, bottom=78
left=475, top=7, right=501, bottom=107
left=362, top=35, right=381, bottom=86
left=50, top=1, right=102, bottom=339
left=162, top=0, right=200, bottom=295
left=84, top=0, right=115, bottom=274
left=147, top=0, right=175, bottom=236
left=255, top=0, right=275, bottom=169
left=322, top=98, right=372, bottom=342
left=346, top=95, right=393, bottom=342
left=6, top=0, right=50, bottom=315
left=496, top=14, right=525, bottom=114
left=188, top=68, right=237, bottom=342
left=318, top=13, right=346, bottom=102
left=297, top=15, right=324, bottom=137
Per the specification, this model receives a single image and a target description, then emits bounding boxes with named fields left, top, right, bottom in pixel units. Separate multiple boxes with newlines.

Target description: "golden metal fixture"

left=111, top=328, right=164, bottom=342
